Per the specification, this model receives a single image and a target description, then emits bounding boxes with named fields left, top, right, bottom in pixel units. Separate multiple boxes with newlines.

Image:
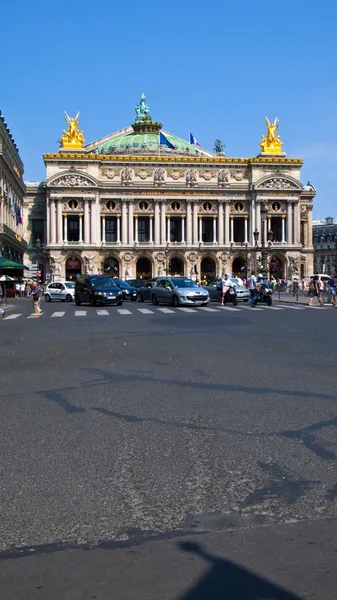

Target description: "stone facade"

left=0, top=111, right=27, bottom=266
left=312, top=217, right=337, bottom=275
left=24, top=110, right=316, bottom=283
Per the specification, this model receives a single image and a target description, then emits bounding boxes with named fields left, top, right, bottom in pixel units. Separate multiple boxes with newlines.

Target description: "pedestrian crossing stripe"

left=1, top=304, right=331, bottom=321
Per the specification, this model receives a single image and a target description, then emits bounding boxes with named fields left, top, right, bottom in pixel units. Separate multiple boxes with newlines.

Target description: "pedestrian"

left=20, top=282, right=25, bottom=297
left=328, top=270, right=337, bottom=307
left=308, top=277, right=322, bottom=307
left=31, top=281, right=42, bottom=316
left=220, top=274, right=232, bottom=305
left=15, top=282, right=21, bottom=298
left=247, top=270, right=257, bottom=301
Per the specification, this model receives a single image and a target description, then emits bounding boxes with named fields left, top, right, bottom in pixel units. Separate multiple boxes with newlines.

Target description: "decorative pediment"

left=255, top=176, right=302, bottom=191
left=49, top=173, right=97, bottom=187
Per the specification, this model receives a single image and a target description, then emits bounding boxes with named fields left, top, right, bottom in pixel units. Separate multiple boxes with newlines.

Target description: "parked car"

left=75, top=275, right=123, bottom=306
left=203, top=279, right=250, bottom=302
left=45, top=281, right=75, bottom=302
left=136, top=279, right=158, bottom=302
left=112, top=278, right=138, bottom=301
left=151, top=277, right=209, bottom=307
left=126, top=279, right=148, bottom=289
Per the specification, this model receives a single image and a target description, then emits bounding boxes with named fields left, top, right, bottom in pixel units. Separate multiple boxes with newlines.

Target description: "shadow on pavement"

left=178, top=542, right=302, bottom=599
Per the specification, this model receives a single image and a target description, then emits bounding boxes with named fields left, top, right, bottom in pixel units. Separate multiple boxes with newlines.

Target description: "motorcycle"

left=251, top=282, right=272, bottom=307
left=222, top=285, right=238, bottom=306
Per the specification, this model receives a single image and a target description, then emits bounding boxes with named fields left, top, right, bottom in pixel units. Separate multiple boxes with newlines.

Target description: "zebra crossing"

left=1, top=303, right=329, bottom=321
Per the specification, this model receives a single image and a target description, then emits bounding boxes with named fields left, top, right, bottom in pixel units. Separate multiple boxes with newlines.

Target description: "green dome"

left=95, top=130, right=210, bottom=157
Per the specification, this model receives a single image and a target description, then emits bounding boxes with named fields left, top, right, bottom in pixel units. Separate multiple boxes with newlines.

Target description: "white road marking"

left=310, top=306, right=327, bottom=309
left=198, top=307, right=219, bottom=312
left=97, top=309, right=109, bottom=316
left=3, top=313, right=22, bottom=320
left=51, top=312, right=66, bottom=317
left=274, top=305, right=305, bottom=310
left=176, top=307, right=197, bottom=312
left=264, top=306, right=284, bottom=310
left=219, top=306, right=242, bottom=312
left=75, top=311, right=86, bottom=316
left=137, top=308, right=154, bottom=314
left=157, top=308, right=175, bottom=313
left=27, top=313, right=44, bottom=318
left=117, top=309, right=132, bottom=315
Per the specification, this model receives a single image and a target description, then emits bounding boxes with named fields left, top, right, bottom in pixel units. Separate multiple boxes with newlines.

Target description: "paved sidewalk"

left=275, top=291, right=334, bottom=306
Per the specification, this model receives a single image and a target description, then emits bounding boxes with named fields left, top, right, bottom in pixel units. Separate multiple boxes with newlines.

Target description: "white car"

left=45, top=281, right=75, bottom=302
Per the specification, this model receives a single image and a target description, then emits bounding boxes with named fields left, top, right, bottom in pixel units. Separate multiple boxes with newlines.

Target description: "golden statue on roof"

left=60, top=112, right=85, bottom=149
left=260, top=117, right=283, bottom=154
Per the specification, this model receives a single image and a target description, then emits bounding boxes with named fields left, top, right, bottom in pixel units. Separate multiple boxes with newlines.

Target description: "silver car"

left=151, top=277, right=210, bottom=307
left=45, top=281, right=75, bottom=302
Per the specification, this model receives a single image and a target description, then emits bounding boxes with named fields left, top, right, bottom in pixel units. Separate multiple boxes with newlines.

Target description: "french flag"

left=189, top=132, right=201, bottom=147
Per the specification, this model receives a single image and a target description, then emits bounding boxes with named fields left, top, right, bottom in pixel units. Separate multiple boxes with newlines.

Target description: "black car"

left=126, top=279, right=147, bottom=289
left=75, top=275, right=123, bottom=306
left=112, top=278, right=137, bottom=301
left=136, top=279, right=158, bottom=302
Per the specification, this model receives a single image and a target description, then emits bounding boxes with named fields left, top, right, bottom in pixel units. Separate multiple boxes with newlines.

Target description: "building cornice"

left=43, top=153, right=303, bottom=166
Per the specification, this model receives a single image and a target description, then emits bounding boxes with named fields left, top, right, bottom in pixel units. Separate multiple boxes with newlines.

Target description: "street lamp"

left=254, top=205, right=274, bottom=279
left=241, top=242, right=248, bottom=281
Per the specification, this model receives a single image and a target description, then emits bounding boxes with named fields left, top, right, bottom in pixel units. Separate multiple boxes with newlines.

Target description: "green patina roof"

left=95, top=131, right=210, bottom=156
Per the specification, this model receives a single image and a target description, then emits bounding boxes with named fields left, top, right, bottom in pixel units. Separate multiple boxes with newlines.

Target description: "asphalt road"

left=0, top=298, right=337, bottom=599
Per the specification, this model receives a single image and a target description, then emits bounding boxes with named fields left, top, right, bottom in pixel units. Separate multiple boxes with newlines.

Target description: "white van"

left=309, top=274, right=331, bottom=282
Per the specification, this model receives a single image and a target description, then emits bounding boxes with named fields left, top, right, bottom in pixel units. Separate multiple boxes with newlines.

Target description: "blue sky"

left=2, top=0, right=336, bottom=219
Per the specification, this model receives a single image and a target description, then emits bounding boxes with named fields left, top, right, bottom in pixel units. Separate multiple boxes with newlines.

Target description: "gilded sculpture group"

left=59, top=94, right=284, bottom=155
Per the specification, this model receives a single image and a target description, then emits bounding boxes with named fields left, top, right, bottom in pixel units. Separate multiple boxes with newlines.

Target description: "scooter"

left=251, top=283, right=272, bottom=307
left=222, top=285, right=238, bottom=306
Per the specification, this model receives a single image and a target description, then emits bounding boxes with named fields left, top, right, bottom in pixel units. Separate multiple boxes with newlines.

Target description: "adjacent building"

left=312, top=217, right=337, bottom=275
left=24, top=97, right=316, bottom=282
left=0, top=111, right=27, bottom=273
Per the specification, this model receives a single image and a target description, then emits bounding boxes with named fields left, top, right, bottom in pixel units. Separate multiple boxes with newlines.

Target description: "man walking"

left=247, top=271, right=257, bottom=302
left=31, top=281, right=42, bottom=316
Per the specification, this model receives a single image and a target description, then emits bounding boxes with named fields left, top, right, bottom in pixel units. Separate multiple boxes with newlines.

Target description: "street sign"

left=36, top=271, right=41, bottom=277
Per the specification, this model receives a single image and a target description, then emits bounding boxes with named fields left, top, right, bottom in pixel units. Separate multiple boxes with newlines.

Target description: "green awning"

left=0, top=257, right=29, bottom=270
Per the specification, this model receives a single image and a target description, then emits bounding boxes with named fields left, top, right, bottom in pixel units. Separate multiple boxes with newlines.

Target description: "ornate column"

left=63, top=213, right=68, bottom=243
left=95, top=194, right=100, bottom=244
left=224, top=202, right=230, bottom=244
left=83, top=201, right=89, bottom=244
left=57, top=199, right=63, bottom=244
left=199, top=215, right=203, bottom=243
left=122, top=201, right=127, bottom=244
left=193, top=202, right=198, bottom=245
left=218, top=202, right=224, bottom=245
left=101, top=215, right=106, bottom=243
left=128, top=201, right=134, bottom=244
left=90, top=200, right=96, bottom=244
left=250, top=197, right=255, bottom=246
left=154, top=201, right=160, bottom=245
left=282, top=215, right=285, bottom=243
left=117, top=215, right=121, bottom=243
left=50, top=198, right=56, bottom=244
left=230, top=216, right=234, bottom=243
left=255, top=202, right=261, bottom=236
left=160, top=201, right=166, bottom=244
left=79, top=214, right=83, bottom=243
left=181, top=216, right=185, bottom=243
left=287, top=202, right=292, bottom=244
left=186, top=202, right=192, bottom=245
left=167, top=214, right=171, bottom=243
left=134, top=214, right=138, bottom=243
left=149, top=216, right=153, bottom=243
left=244, top=216, right=248, bottom=244
left=213, top=216, right=217, bottom=243
left=294, top=201, right=301, bottom=245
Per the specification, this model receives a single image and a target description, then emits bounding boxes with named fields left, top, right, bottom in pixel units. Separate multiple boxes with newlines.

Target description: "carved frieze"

left=230, top=170, right=248, bottom=181
left=198, top=169, right=216, bottom=181
left=121, top=168, right=133, bottom=183
left=135, top=168, right=153, bottom=180
left=154, top=168, right=165, bottom=183
left=100, top=168, right=121, bottom=179
left=51, top=174, right=94, bottom=187
left=186, top=169, right=197, bottom=185
left=167, top=169, right=185, bottom=180
left=257, top=177, right=299, bottom=190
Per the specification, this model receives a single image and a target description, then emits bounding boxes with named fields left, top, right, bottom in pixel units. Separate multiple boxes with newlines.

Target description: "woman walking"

left=308, top=277, right=323, bottom=307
